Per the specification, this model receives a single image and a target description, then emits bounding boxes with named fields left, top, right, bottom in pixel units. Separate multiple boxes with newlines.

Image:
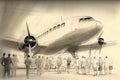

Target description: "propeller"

left=97, top=31, right=106, bottom=57
left=28, top=44, right=32, bottom=55
left=98, top=31, right=106, bottom=45
left=21, top=22, right=36, bottom=50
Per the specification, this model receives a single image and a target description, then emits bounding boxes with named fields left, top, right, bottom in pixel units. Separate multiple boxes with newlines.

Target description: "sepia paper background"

left=0, top=0, right=120, bottom=80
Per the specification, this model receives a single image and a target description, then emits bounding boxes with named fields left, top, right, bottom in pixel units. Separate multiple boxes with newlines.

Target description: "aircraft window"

left=57, top=24, right=60, bottom=28
left=79, top=18, right=84, bottom=22
left=53, top=26, right=57, bottom=30
left=49, top=28, right=52, bottom=31
left=61, top=22, right=65, bottom=27
left=84, top=17, right=93, bottom=20
left=79, top=17, right=93, bottom=22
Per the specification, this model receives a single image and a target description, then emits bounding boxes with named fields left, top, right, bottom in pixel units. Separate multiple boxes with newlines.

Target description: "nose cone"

left=96, top=21, right=103, bottom=32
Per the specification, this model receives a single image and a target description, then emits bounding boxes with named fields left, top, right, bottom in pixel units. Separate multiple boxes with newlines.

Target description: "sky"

left=0, top=0, right=120, bottom=74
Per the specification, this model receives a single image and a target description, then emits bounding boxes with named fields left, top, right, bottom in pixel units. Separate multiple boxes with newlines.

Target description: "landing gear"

left=67, top=46, right=79, bottom=59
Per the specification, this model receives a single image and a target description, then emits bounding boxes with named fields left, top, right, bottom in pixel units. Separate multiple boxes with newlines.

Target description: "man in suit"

left=2, top=53, right=13, bottom=78
left=0, top=53, right=6, bottom=77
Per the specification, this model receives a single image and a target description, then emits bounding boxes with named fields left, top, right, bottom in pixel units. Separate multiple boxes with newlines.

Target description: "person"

left=50, top=57, right=55, bottom=71
left=92, top=57, right=98, bottom=76
left=67, top=57, right=71, bottom=73
left=81, top=56, right=86, bottom=75
left=24, top=55, right=31, bottom=79
left=98, top=57, right=103, bottom=75
left=109, top=59, right=113, bottom=74
left=35, top=56, right=42, bottom=75
left=1, top=54, right=14, bottom=78
left=86, top=56, right=92, bottom=74
left=49, top=57, right=52, bottom=71
left=31, top=56, right=36, bottom=73
left=62, top=58, right=67, bottom=72
left=41, top=56, right=45, bottom=74
left=0, top=53, right=6, bottom=77
left=75, top=57, right=80, bottom=74
left=104, top=56, right=109, bottom=75
left=11, top=54, right=19, bottom=77
left=56, top=56, right=62, bottom=74
left=45, top=57, right=49, bottom=72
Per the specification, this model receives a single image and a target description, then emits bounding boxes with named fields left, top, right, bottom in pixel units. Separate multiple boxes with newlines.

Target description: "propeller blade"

left=98, top=31, right=104, bottom=38
left=26, top=22, right=31, bottom=37
left=22, top=41, right=29, bottom=49
left=99, top=45, right=102, bottom=56
left=29, top=44, right=32, bottom=54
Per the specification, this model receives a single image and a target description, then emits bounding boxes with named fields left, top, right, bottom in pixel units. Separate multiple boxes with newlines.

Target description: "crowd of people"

left=24, top=54, right=113, bottom=78
left=0, top=53, right=18, bottom=78
left=0, top=53, right=113, bottom=79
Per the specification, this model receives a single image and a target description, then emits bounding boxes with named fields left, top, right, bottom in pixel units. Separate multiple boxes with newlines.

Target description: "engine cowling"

left=23, top=35, right=37, bottom=49
left=98, top=38, right=104, bottom=45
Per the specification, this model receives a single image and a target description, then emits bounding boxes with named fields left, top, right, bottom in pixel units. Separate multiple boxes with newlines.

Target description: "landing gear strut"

left=67, top=46, right=79, bottom=59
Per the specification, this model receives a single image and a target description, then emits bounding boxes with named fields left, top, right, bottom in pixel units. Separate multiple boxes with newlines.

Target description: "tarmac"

left=0, top=69, right=120, bottom=80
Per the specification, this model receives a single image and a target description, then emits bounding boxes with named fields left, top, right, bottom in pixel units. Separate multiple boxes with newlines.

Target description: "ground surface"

left=0, top=69, right=120, bottom=80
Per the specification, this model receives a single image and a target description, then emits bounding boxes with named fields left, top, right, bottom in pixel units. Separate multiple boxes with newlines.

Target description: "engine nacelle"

left=24, top=35, right=37, bottom=49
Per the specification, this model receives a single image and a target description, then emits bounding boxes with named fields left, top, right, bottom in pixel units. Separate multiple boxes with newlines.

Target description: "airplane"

left=0, top=16, right=109, bottom=58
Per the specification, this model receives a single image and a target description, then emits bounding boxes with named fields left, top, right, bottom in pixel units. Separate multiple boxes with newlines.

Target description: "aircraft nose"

left=96, top=21, right=103, bottom=31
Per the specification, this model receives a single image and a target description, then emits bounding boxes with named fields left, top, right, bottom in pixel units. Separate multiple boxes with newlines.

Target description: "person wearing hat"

left=2, top=53, right=13, bottom=78
left=1, top=53, right=6, bottom=77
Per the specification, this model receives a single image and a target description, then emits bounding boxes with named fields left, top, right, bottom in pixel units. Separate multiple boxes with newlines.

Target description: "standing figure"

left=109, top=59, right=113, bottom=74
left=41, top=56, right=45, bottom=74
left=45, top=57, right=50, bottom=72
left=35, top=56, right=42, bottom=75
left=86, top=56, right=92, bottom=74
left=75, top=57, right=80, bottom=74
left=0, top=53, right=6, bottom=77
left=51, top=57, right=56, bottom=72
left=31, top=56, right=36, bottom=73
left=2, top=54, right=13, bottom=78
left=92, top=57, right=98, bottom=76
left=11, top=54, right=19, bottom=77
left=81, top=56, right=87, bottom=75
left=62, top=58, right=67, bottom=72
left=98, top=57, right=103, bottom=75
left=104, top=56, right=109, bottom=75
left=24, top=55, right=31, bottom=79
left=67, top=57, right=71, bottom=73
left=49, top=57, right=52, bottom=71
left=56, top=56, right=62, bottom=74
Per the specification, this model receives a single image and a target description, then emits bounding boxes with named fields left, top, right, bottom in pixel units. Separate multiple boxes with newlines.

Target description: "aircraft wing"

left=67, top=41, right=117, bottom=54
left=0, top=35, right=23, bottom=51
left=78, top=41, right=117, bottom=51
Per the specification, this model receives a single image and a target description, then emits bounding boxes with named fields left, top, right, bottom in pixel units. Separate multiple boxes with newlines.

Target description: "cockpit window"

left=79, top=17, right=93, bottom=22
